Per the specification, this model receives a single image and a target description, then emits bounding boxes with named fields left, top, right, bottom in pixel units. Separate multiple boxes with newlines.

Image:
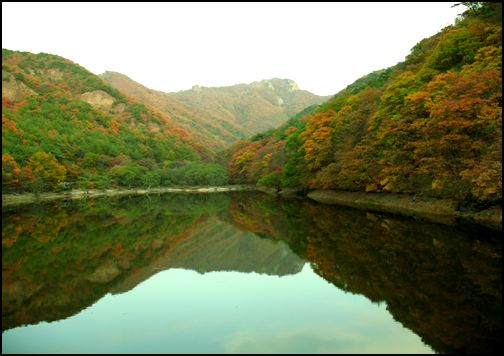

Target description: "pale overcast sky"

left=2, top=2, right=462, bottom=96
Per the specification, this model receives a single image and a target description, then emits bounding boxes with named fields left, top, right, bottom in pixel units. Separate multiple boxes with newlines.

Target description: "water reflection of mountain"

left=154, top=217, right=304, bottom=276
left=2, top=193, right=303, bottom=331
left=2, top=193, right=501, bottom=353
left=111, top=216, right=304, bottom=295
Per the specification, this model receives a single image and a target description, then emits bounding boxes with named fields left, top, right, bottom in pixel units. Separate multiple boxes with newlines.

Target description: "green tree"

left=257, top=172, right=281, bottom=188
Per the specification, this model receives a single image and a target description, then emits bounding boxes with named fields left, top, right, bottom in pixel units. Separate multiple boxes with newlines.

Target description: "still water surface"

left=2, top=192, right=501, bottom=353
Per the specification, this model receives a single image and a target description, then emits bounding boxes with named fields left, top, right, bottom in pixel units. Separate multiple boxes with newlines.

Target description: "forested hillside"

left=228, top=3, right=502, bottom=209
left=100, top=71, right=243, bottom=150
left=2, top=50, right=226, bottom=191
left=102, top=72, right=329, bottom=148
left=3, top=3, right=501, bottom=207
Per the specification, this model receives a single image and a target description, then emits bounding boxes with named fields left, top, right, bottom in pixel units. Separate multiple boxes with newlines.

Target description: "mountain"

left=1, top=49, right=227, bottom=192
left=101, top=72, right=330, bottom=145
left=2, top=49, right=328, bottom=194
left=170, top=78, right=330, bottom=135
left=100, top=71, right=243, bottom=150
left=227, top=3, right=502, bottom=209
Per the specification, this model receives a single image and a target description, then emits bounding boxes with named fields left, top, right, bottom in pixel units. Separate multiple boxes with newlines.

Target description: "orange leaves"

left=12, top=99, right=29, bottom=112
left=228, top=141, right=259, bottom=181
left=233, top=143, right=259, bottom=166
left=57, top=81, right=70, bottom=91
left=228, top=134, right=289, bottom=184
left=2, top=95, right=11, bottom=108
left=300, top=112, right=335, bottom=171
left=172, top=126, right=190, bottom=138
left=460, top=161, right=502, bottom=202
left=2, top=116, right=24, bottom=138
left=21, top=166, right=35, bottom=181
left=439, top=133, right=470, bottom=147
left=404, top=91, right=432, bottom=117
left=405, top=90, right=431, bottom=104
left=2, top=154, right=21, bottom=185
left=109, top=118, right=119, bottom=135
left=312, top=126, right=333, bottom=139
left=284, top=126, right=298, bottom=135
left=303, top=133, right=332, bottom=171
left=113, top=243, right=124, bottom=257
left=2, top=116, right=17, bottom=131
left=299, top=22, right=500, bottom=201
left=426, top=71, right=457, bottom=93
left=262, top=153, right=272, bottom=169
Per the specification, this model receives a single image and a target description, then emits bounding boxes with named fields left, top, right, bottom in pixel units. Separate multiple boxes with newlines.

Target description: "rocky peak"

left=251, top=78, right=300, bottom=92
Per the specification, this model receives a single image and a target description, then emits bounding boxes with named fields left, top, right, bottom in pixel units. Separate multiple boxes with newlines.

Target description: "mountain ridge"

left=101, top=71, right=330, bottom=145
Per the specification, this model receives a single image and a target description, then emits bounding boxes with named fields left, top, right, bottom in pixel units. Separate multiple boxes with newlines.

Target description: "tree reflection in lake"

left=223, top=193, right=502, bottom=354
left=2, top=192, right=501, bottom=353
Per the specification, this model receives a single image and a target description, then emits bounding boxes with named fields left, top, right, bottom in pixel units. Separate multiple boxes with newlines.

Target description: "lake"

left=2, top=192, right=501, bottom=353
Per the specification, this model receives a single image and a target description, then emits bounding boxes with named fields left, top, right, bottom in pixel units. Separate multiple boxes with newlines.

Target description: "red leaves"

left=2, top=154, right=22, bottom=185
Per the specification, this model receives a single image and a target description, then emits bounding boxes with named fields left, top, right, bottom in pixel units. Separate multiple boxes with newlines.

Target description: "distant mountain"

left=101, top=72, right=330, bottom=145
left=100, top=71, right=243, bottom=150
left=170, top=78, right=330, bottom=135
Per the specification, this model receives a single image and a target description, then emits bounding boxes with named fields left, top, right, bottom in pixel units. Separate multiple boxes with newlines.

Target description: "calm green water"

left=2, top=192, right=501, bottom=353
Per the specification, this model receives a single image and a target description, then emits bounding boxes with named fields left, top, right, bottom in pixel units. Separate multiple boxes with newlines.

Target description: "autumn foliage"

left=1, top=49, right=221, bottom=192
left=228, top=5, right=502, bottom=207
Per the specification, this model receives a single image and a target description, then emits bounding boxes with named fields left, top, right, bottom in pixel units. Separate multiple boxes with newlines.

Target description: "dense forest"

left=2, top=3, right=502, bottom=215
left=228, top=3, right=502, bottom=209
left=2, top=50, right=325, bottom=192
left=1, top=50, right=231, bottom=191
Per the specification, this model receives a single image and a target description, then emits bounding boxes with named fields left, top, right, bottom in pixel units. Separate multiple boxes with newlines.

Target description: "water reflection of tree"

left=225, top=194, right=502, bottom=354
left=2, top=194, right=229, bottom=331
left=2, top=193, right=501, bottom=354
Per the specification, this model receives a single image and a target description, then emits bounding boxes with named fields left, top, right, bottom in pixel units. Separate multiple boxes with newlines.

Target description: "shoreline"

left=2, top=185, right=259, bottom=208
left=307, top=190, right=502, bottom=231
left=3, top=186, right=501, bottom=231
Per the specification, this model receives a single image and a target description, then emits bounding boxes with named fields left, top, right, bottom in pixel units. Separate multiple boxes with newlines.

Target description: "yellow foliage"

left=365, top=183, right=378, bottom=192
left=383, top=182, right=394, bottom=192
left=27, top=152, right=67, bottom=187
left=379, top=178, right=389, bottom=186
left=262, top=153, right=272, bottom=169
left=431, top=179, right=443, bottom=190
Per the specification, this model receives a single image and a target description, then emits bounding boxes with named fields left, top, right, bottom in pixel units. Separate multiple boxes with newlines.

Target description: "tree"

left=27, top=152, right=67, bottom=190
left=257, top=172, right=281, bottom=188
left=2, top=153, right=21, bottom=188
left=453, top=2, right=502, bottom=20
